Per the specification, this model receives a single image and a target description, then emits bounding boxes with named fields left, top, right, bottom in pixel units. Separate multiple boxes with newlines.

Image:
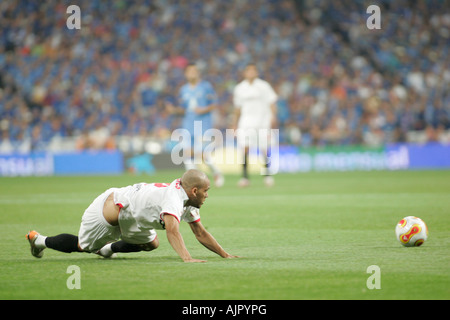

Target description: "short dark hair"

left=185, top=63, right=198, bottom=70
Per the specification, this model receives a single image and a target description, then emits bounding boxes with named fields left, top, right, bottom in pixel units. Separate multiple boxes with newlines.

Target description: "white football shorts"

left=236, top=126, right=273, bottom=149
left=78, top=188, right=157, bottom=252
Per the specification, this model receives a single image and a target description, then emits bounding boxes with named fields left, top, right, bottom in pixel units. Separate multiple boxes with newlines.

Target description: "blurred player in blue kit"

left=167, top=64, right=224, bottom=187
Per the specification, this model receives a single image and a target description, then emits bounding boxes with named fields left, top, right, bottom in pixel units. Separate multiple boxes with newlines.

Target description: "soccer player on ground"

left=26, top=169, right=238, bottom=263
left=233, top=63, right=278, bottom=187
left=166, top=63, right=224, bottom=187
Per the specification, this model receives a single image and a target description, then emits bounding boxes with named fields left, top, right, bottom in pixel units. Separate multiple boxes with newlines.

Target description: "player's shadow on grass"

left=23, top=253, right=246, bottom=263
left=21, top=254, right=178, bottom=263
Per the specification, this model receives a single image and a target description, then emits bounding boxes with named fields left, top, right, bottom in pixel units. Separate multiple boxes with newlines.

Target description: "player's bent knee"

left=139, top=238, right=159, bottom=251
left=150, top=238, right=159, bottom=249
left=77, top=243, right=86, bottom=252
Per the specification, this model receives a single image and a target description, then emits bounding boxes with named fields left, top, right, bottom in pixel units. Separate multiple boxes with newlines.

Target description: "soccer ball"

left=395, top=216, right=428, bottom=247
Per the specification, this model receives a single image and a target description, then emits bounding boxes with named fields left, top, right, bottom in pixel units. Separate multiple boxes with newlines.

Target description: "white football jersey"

left=113, top=178, right=200, bottom=231
left=233, top=78, right=277, bottom=129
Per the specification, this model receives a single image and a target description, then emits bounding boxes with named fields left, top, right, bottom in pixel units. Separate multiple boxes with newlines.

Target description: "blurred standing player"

left=233, top=63, right=278, bottom=187
left=167, top=64, right=224, bottom=187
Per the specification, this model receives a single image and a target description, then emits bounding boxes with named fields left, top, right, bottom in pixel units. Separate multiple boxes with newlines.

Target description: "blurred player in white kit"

left=233, top=63, right=278, bottom=187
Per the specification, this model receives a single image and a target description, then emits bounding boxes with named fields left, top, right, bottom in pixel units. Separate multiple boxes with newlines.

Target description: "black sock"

left=45, top=234, right=80, bottom=253
left=264, top=155, right=270, bottom=176
left=111, top=240, right=142, bottom=253
left=243, top=152, right=249, bottom=179
left=264, top=148, right=271, bottom=176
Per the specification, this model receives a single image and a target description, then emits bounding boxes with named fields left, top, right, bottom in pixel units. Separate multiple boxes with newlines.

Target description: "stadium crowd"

left=0, top=0, right=449, bottom=153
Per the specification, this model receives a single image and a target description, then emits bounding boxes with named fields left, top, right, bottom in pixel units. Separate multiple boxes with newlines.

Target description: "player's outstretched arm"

left=164, top=214, right=206, bottom=263
left=165, top=102, right=185, bottom=116
left=189, top=220, right=240, bottom=259
left=232, top=108, right=241, bottom=131
left=194, top=104, right=216, bottom=115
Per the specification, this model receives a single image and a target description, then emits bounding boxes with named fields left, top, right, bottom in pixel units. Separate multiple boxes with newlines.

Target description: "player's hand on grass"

left=223, top=254, right=241, bottom=259
left=184, top=258, right=207, bottom=263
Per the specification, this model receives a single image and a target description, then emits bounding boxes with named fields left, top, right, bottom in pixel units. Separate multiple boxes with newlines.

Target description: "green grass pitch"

left=0, top=170, right=449, bottom=300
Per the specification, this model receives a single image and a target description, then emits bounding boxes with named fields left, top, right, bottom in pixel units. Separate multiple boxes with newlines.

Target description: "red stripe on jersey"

left=161, top=212, right=180, bottom=223
left=154, top=183, right=170, bottom=188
